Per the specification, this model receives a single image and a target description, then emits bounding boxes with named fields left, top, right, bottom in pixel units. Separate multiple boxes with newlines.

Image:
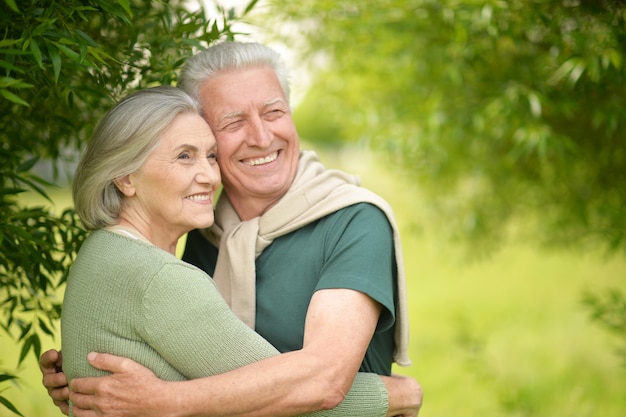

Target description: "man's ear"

left=114, top=174, right=136, bottom=197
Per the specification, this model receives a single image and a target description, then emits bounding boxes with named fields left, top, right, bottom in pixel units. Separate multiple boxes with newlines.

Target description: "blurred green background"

left=2, top=1, right=625, bottom=416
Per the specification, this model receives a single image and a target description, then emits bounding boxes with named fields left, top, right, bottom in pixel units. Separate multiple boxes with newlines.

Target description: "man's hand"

left=70, top=353, right=170, bottom=417
left=382, top=374, right=423, bottom=417
left=40, top=349, right=70, bottom=415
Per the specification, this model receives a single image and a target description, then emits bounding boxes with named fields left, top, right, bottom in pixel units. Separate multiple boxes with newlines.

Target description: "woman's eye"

left=178, top=152, right=191, bottom=160
left=207, top=153, right=218, bottom=163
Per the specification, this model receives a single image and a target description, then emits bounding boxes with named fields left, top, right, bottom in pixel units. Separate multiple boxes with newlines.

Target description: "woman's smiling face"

left=123, top=112, right=221, bottom=241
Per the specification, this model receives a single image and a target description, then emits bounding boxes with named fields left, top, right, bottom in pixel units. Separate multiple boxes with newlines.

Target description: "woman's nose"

left=195, top=159, right=220, bottom=185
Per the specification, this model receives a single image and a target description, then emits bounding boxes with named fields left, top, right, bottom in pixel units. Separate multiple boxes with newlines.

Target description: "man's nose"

left=246, top=116, right=271, bottom=148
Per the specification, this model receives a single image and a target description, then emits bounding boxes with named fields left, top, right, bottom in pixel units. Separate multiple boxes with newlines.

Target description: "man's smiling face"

left=199, top=65, right=300, bottom=219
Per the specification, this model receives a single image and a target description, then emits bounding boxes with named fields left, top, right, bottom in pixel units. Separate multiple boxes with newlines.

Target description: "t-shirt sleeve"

left=316, top=203, right=396, bottom=333
left=139, top=262, right=389, bottom=417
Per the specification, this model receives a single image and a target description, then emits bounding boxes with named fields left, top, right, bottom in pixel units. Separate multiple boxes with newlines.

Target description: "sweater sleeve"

left=140, top=262, right=388, bottom=416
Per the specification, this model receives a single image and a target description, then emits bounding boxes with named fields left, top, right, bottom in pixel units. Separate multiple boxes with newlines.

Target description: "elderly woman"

left=61, top=86, right=420, bottom=417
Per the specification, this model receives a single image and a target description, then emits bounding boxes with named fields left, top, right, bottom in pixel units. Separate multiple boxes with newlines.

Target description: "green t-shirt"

left=184, top=203, right=397, bottom=375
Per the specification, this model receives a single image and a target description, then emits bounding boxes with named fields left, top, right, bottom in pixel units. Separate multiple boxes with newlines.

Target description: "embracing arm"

left=68, top=265, right=420, bottom=417
left=70, top=353, right=421, bottom=417
left=172, top=287, right=392, bottom=414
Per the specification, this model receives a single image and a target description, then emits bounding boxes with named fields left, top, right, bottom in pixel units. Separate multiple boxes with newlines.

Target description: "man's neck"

left=227, top=192, right=283, bottom=221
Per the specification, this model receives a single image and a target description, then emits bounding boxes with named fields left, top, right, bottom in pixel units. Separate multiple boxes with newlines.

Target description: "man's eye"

left=224, top=120, right=243, bottom=130
left=265, top=109, right=285, bottom=120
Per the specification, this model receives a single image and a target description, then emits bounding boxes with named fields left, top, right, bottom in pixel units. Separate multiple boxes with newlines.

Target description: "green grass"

left=2, top=148, right=625, bottom=417
left=397, top=238, right=625, bottom=417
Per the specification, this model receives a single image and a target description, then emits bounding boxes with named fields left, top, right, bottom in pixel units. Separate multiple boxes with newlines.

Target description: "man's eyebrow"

left=263, top=98, right=286, bottom=108
left=218, top=111, right=244, bottom=123
left=217, top=99, right=286, bottom=123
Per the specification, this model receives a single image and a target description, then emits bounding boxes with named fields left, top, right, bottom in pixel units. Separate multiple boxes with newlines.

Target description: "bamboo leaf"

left=0, top=396, right=25, bottom=417
left=29, top=38, right=43, bottom=68
left=18, top=334, right=34, bottom=364
left=0, top=89, right=29, bottom=107
left=49, top=47, right=61, bottom=84
left=16, top=156, right=39, bottom=173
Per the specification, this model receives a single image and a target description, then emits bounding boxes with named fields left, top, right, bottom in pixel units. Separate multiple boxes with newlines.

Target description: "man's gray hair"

left=178, top=41, right=291, bottom=106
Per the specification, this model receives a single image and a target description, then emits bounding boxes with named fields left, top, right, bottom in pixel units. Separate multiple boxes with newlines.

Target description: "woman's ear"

left=114, top=174, right=136, bottom=197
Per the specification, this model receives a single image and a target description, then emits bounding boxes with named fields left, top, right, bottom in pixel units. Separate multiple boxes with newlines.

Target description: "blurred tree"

left=0, top=0, right=257, bottom=414
left=257, top=0, right=626, bottom=372
left=260, top=0, right=626, bottom=256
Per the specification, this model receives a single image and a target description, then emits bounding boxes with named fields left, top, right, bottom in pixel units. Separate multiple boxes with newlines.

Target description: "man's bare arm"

left=300, top=288, right=382, bottom=394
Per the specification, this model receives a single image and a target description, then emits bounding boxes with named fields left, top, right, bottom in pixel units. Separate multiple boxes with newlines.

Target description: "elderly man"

left=40, top=41, right=421, bottom=417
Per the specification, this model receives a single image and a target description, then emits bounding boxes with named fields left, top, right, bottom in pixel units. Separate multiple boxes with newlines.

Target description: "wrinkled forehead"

left=198, top=66, right=287, bottom=117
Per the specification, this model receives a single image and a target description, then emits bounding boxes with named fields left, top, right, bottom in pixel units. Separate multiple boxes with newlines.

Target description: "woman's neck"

left=114, top=217, right=179, bottom=255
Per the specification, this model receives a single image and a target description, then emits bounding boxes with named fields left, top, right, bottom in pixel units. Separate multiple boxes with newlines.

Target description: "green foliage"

left=583, top=289, right=626, bottom=364
left=257, top=0, right=626, bottom=398
left=261, top=0, right=626, bottom=257
left=0, top=0, right=257, bottom=415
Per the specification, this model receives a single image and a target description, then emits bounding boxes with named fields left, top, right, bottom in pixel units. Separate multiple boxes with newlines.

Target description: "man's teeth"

left=187, top=194, right=210, bottom=201
left=244, top=152, right=278, bottom=166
